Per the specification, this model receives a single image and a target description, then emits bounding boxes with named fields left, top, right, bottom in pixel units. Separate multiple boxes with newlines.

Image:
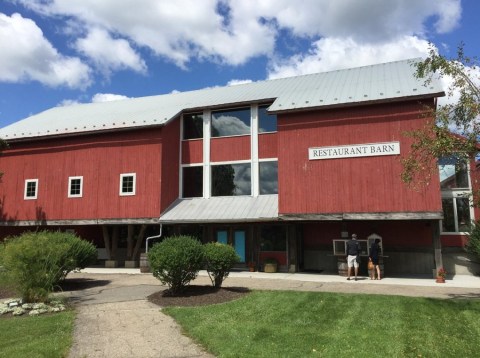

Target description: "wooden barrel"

left=338, top=262, right=349, bottom=277
left=139, top=253, right=150, bottom=273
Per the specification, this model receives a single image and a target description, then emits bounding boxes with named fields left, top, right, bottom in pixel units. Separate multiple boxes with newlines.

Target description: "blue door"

left=216, top=230, right=228, bottom=245
left=234, top=230, right=246, bottom=263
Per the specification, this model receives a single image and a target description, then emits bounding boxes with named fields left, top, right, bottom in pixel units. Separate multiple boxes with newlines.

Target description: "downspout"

left=146, top=224, right=162, bottom=253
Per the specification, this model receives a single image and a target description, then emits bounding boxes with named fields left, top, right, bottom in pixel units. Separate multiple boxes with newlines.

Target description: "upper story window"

left=24, top=179, right=38, bottom=200
left=258, top=105, right=277, bottom=133
left=438, top=156, right=469, bottom=189
left=120, top=173, right=136, bottom=196
left=68, top=176, right=83, bottom=198
left=182, top=166, right=203, bottom=198
left=212, top=163, right=251, bottom=196
left=211, top=107, right=251, bottom=137
left=183, top=113, right=203, bottom=140
left=259, top=161, right=278, bottom=194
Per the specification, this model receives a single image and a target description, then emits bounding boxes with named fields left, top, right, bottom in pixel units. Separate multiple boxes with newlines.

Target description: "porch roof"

left=159, top=195, right=279, bottom=224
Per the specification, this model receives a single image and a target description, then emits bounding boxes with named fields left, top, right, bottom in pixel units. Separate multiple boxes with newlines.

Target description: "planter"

left=125, top=260, right=139, bottom=268
left=436, top=276, right=446, bottom=283
left=105, top=260, right=118, bottom=268
left=264, top=263, right=278, bottom=273
left=140, top=253, right=150, bottom=273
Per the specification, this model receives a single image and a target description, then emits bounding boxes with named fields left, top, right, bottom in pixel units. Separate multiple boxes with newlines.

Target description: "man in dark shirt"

left=346, top=233, right=361, bottom=281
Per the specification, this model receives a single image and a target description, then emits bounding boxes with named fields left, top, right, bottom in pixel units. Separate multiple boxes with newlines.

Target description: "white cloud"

left=75, top=28, right=147, bottom=75
left=10, top=0, right=463, bottom=77
left=91, top=93, right=130, bottom=103
left=57, top=99, right=82, bottom=107
left=0, top=12, right=91, bottom=88
left=268, top=36, right=432, bottom=79
left=227, top=79, right=253, bottom=86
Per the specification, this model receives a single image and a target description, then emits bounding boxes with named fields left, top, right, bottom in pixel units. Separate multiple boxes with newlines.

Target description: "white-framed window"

left=68, top=176, right=83, bottom=198
left=24, top=179, right=38, bottom=200
left=333, top=239, right=368, bottom=256
left=120, top=173, right=136, bottom=196
left=438, top=157, right=473, bottom=233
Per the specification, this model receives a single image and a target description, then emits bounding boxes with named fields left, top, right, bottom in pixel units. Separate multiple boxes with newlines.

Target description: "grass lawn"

left=0, top=311, right=75, bottom=358
left=164, top=290, right=480, bottom=357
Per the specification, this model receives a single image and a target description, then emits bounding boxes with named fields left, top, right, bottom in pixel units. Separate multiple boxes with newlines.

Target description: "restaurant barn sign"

left=309, top=141, right=400, bottom=160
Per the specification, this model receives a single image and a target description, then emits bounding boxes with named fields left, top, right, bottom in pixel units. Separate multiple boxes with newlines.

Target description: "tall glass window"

left=182, top=166, right=203, bottom=198
left=258, top=105, right=277, bottom=133
left=442, top=197, right=471, bottom=232
left=211, top=163, right=251, bottom=196
left=259, top=161, right=278, bottom=194
left=211, top=107, right=251, bottom=137
left=183, top=113, right=203, bottom=140
left=438, top=156, right=469, bottom=189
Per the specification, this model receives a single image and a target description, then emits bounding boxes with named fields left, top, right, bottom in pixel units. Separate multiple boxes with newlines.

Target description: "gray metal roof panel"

left=0, top=58, right=443, bottom=140
left=159, top=195, right=278, bottom=223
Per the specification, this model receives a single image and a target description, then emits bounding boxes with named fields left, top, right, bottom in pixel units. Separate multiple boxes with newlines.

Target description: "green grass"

left=164, top=291, right=480, bottom=357
left=0, top=311, right=75, bottom=358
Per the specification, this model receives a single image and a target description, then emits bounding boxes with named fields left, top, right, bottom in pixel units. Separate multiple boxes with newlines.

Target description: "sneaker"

left=347, top=277, right=350, bottom=281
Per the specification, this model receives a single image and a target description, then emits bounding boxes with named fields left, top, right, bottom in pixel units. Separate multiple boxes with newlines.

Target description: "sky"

left=0, top=0, right=479, bottom=129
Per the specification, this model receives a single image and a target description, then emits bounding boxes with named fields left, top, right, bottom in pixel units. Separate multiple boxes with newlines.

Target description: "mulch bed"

left=148, top=285, right=251, bottom=307
left=0, top=287, right=16, bottom=300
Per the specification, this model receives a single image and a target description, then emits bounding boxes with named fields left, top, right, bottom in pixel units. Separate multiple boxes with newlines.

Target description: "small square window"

left=120, top=173, right=136, bottom=196
left=24, top=179, right=38, bottom=200
left=68, top=176, right=83, bottom=198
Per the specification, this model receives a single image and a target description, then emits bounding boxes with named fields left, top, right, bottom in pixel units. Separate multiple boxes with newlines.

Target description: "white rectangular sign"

left=309, top=141, right=400, bottom=160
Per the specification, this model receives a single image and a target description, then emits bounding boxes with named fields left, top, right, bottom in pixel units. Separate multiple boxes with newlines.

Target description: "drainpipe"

left=146, top=224, right=162, bottom=253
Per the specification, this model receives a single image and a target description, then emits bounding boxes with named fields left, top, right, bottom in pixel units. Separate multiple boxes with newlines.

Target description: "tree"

left=401, top=43, right=480, bottom=204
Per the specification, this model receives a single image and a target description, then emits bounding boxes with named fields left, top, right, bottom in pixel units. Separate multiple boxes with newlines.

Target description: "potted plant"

left=263, top=258, right=278, bottom=273
left=436, top=267, right=447, bottom=283
left=247, top=261, right=256, bottom=272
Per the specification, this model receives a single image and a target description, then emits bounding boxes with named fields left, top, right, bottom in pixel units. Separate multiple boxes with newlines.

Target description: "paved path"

left=65, top=270, right=480, bottom=357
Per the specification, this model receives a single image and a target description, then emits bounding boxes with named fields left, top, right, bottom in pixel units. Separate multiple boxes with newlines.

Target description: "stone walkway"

left=65, top=270, right=480, bottom=357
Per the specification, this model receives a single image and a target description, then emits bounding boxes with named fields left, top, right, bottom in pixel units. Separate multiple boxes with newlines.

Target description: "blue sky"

left=0, top=0, right=479, bottom=129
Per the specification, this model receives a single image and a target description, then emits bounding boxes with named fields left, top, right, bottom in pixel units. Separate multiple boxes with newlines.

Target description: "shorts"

left=347, top=255, right=359, bottom=268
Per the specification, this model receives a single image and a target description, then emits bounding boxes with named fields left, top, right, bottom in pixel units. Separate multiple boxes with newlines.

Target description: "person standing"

left=369, top=238, right=381, bottom=280
left=346, top=233, right=361, bottom=281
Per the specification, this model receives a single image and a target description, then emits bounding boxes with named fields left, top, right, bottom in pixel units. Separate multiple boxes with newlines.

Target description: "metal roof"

left=0, top=58, right=444, bottom=141
left=159, top=195, right=278, bottom=223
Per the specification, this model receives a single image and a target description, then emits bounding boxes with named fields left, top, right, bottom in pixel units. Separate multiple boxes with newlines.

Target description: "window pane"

left=260, top=226, right=286, bottom=251
left=182, top=167, right=203, bottom=198
left=259, top=161, right=278, bottom=194
left=122, top=176, right=134, bottom=193
left=456, top=197, right=471, bottom=232
left=441, top=198, right=455, bottom=232
left=183, top=113, right=203, bottom=140
left=26, top=182, right=36, bottom=197
left=212, top=163, right=251, bottom=196
left=438, top=157, right=469, bottom=189
left=211, top=108, right=251, bottom=137
left=70, top=179, right=81, bottom=195
left=258, top=105, right=277, bottom=133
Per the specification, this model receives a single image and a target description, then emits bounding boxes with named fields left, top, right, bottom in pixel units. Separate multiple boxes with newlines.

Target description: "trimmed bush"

left=2, top=231, right=97, bottom=302
left=467, top=220, right=480, bottom=261
left=204, top=242, right=240, bottom=288
left=148, top=235, right=204, bottom=294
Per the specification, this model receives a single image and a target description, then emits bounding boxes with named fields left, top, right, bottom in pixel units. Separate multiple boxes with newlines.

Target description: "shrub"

left=467, top=220, right=480, bottom=261
left=2, top=231, right=97, bottom=302
left=204, top=242, right=240, bottom=288
left=148, top=235, right=204, bottom=294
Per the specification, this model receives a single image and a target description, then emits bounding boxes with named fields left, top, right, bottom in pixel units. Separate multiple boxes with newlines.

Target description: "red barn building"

left=0, top=59, right=478, bottom=276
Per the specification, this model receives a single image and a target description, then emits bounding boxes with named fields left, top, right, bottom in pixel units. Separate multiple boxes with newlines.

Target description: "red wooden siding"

left=181, top=139, right=202, bottom=164
left=210, top=135, right=250, bottom=162
left=258, top=133, right=277, bottom=159
left=160, top=120, right=180, bottom=213
left=0, top=127, right=163, bottom=221
left=277, top=100, right=442, bottom=215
